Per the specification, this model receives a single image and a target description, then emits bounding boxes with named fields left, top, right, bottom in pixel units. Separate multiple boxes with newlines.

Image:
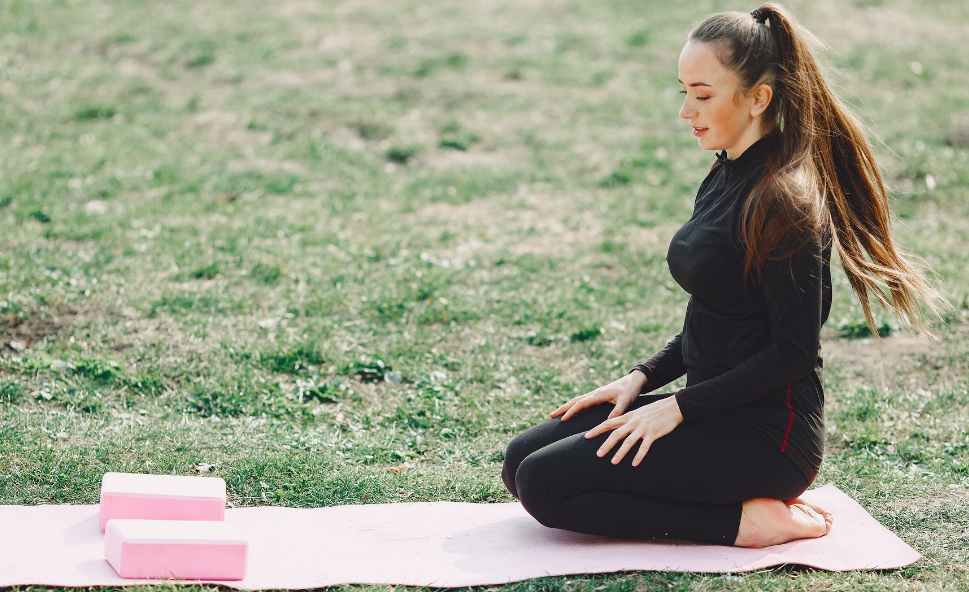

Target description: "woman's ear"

left=750, top=83, right=774, bottom=118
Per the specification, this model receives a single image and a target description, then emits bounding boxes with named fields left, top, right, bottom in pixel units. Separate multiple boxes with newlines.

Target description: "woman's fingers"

left=584, top=397, right=681, bottom=467
left=558, top=400, right=590, bottom=421
left=587, top=414, right=655, bottom=464
left=548, top=402, right=571, bottom=419
left=593, top=422, right=630, bottom=457
left=558, top=391, right=609, bottom=421
left=584, top=415, right=618, bottom=439
left=549, top=394, right=585, bottom=419
left=631, top=437, right=654, bottom=467
left=595, top=431, right=623, bottom=458
left=609, top=432, right=643, bottom=465
left=606, top=399, right=630, bottom=419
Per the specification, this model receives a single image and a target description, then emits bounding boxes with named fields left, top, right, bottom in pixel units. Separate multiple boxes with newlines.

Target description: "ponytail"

left=690, top=3, right=944, bottom=336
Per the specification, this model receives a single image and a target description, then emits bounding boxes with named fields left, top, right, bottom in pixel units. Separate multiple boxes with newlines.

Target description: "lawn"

left=1, top=0, right=968, bottom=590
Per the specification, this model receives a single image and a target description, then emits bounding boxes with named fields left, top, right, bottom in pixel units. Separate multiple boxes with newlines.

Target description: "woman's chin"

left=696, top=137, right=714, bottom=151
left=693, top=133, right=714, bottom=150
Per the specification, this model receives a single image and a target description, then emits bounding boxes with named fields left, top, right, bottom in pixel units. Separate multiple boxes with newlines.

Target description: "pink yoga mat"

left=0, top=485, right=919, bottom=588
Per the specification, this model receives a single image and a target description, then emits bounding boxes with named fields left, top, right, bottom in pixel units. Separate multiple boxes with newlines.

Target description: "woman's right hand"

left=549, top=370, right=647, bottom=421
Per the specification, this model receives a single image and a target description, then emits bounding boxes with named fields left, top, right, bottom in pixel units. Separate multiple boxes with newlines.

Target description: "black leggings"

left=501, top=393, right=813, bottom=545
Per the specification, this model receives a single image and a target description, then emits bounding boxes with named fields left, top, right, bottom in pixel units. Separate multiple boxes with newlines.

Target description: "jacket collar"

left=715, top=132, right=779, bottom=170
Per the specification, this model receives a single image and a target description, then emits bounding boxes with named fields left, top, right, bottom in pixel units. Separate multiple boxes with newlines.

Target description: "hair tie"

left=751, top=8, right=767, bottom=24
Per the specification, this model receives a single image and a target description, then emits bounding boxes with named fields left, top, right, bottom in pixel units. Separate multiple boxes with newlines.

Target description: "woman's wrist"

left=627, top=369, right=649, bottom=392
left=666, top=393, right=684, bottom=424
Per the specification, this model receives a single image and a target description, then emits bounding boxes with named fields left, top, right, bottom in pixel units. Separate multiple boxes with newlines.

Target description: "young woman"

left=501, top=3, right=941, bottom=547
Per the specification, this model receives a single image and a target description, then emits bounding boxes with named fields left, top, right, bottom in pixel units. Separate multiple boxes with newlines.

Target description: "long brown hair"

left=689, top=3, right=943, bottom=335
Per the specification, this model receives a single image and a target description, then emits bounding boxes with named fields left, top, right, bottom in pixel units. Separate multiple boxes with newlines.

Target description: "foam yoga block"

left=99, top=472, right=226, bottom=532
left=104, top=519, right=248, bottom=580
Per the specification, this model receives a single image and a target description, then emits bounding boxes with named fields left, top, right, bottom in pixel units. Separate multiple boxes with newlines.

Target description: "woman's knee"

left=500, top=409, right=604, bottom=501
left=513, top=453, right=551, bottom=524
left=501, top=431, right=537, bottom=499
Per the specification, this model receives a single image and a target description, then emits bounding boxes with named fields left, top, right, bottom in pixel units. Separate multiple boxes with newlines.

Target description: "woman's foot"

left=734, top=497, right=833, bottom=547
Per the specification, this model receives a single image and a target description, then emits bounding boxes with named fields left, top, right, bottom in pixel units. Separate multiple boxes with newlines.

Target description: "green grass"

left=2, top=0, right=969, bottom=590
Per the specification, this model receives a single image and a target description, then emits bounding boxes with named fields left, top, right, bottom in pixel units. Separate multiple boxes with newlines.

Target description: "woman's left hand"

left=585, top=395, right=684, bottom=466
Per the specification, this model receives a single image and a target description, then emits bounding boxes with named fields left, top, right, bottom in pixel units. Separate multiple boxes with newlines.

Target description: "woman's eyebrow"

left=677, top=79, right=713, bottom=88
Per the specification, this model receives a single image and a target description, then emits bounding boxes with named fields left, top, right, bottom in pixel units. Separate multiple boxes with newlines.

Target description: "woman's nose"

left=679, top=100, right=694, bottom=120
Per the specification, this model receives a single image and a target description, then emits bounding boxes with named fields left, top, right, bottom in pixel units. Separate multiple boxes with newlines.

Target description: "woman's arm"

left=629, top=331, right=687, bottom=393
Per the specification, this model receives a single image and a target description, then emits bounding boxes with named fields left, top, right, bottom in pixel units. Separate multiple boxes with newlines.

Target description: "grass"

left=1, top=0, right=968, bottom=590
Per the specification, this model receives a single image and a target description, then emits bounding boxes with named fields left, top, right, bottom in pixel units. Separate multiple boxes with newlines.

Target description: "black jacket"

left=633, top=133, right=831, bottom=479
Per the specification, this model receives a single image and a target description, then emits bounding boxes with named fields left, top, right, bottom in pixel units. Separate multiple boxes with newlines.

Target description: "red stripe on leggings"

left=780, top=383, right=794, bottom=452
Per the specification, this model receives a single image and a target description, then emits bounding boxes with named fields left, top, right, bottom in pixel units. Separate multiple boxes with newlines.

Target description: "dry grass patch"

left=0, top=315, right=66, bottom=354
left=809, top=0, right=969, bottom=48
left=822, top=332, right=939, bottom=392
left=420, top=149, right=517, bottom=171
left=0, top=305, right=99, bottom=355
left=226, top=157, right=307, bottom=175
left=187, top=110, right=273, bottom=149
left=413, top=190, right=607, bottom=257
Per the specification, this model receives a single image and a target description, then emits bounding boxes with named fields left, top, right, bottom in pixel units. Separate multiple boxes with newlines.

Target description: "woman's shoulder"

left=735, top=161, right=828, bottom=261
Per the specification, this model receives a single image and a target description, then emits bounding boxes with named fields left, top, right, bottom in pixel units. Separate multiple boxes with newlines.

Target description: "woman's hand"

left=585, top=395, right=684, bottom=466
left=549, top=370, right=647, bottom=422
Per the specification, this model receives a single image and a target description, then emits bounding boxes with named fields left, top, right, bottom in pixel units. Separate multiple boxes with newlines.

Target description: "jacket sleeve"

left=674, top=237, right=826, bottom=420
left=629, top=332, right=687, bottom=394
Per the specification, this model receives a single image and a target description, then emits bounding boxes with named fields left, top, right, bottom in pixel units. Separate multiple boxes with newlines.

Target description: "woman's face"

left=677, top=40, right=766, bottom=160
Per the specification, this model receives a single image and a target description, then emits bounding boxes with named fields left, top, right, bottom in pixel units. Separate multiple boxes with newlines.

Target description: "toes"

left=789, top=498, right=832, bottom=520
left=789, top=504, right=828, bottom=537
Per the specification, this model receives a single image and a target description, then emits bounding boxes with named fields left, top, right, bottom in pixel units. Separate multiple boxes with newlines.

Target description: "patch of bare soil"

left=409, top=189, right=679, bottom=264
left=821, top=331, right=940, bottom=390
left=510, top=194, right=594, bottom=256
left=263, top=69, right=336, bottom=88
left=807, top=0, right=969, bottom=47
left=187, top=110, right=273, bottom=150
left=618, top=222, right=680, bottom=253
left=945, top=130, right=969, bottom=148
left=0, top=311, right=76, bottom=354
left=419, top=149, right=516, bottom=171
left=412, top=190, right=608, bottom=257
left=226, top=158, right=306, bottom=175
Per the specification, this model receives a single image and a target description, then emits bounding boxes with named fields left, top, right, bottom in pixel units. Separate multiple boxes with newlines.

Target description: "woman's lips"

left=692, top=127, right=708, bottom=137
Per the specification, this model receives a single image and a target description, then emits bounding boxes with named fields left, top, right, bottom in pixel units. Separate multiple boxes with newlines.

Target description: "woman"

left=501, top=3, right=941, bottom=547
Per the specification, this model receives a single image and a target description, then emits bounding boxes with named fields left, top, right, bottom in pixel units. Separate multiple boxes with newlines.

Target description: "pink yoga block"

left=104, top=519, right=248, bottom=581
left=99, top=472, right=226, bottom=532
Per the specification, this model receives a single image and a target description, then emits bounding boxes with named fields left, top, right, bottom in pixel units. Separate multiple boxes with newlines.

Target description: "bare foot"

left=734, top=497, right=833, bottom=547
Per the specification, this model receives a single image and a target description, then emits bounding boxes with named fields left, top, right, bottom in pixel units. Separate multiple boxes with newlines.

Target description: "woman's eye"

left=697, top=96, right=710, bottom=101
left=679, top=90, right=687, bottom=95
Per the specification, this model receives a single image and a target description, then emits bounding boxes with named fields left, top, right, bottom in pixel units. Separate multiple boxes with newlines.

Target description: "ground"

left=1, top=0, right=968, bottom=590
